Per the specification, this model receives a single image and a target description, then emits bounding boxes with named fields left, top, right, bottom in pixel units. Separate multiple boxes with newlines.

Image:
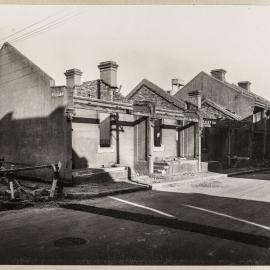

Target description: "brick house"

left=0, top=42, right=202, bottom=183
left=174, top=69, right=270, bottom=170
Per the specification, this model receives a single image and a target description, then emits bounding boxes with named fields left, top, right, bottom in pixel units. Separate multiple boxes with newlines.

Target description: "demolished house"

left=174, top=69, right=270, bottom=170
left=0, top=42, right=203, bottom=184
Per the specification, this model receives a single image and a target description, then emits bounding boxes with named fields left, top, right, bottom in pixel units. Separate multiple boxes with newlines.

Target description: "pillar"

left=196, top=120, right=203, bottom=172
left=148, top=117, right=154, bottom=175
left=197, top=93, right=202, bottom=172
left=228, top=127, right=231, bottom=168
left=263, top=109, right=267, bottom=160
left=249, top=121, right=253, bottom=160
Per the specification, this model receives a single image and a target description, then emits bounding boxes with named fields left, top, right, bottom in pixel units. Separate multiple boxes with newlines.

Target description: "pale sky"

left=1, top=5, right=270, bottom=99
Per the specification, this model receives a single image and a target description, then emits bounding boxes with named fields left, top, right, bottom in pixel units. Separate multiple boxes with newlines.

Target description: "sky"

left=0, top=5, right=270, bottom=99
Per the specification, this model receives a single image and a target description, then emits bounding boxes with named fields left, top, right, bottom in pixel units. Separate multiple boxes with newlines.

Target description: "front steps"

left=152, top=159, right=208, bottom=178
left=153, top=162, right=170, bottom=175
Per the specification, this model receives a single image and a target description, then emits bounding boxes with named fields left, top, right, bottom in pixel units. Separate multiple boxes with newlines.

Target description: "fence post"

left=0, top=157, right=4, bottom=169
left=50, top=162, right=61, bottom=199
left=9, top=164, right=15, bottom=200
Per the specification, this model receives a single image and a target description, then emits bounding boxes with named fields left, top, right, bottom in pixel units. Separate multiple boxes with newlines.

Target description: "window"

left=154, top=119, right=162, bottom=147
left=99, top=113, right=111, bottom=147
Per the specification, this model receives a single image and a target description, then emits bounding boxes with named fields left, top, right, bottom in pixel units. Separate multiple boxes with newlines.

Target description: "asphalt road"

left=1, top=171, right=270, bottom=265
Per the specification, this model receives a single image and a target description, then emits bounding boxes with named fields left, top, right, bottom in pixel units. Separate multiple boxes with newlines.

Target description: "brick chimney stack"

left=64, top=68, right=83, bottom=87
left=98, top=61, right=118, bottom=88
left=171, top=78, right=185, bottom=95
left=238, top=81, right=251, bottom=91
left=210, top=69, right=226, bottom=82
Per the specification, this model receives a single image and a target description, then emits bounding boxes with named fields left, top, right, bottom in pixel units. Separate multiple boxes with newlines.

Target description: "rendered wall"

left=0, top=43, right=71, bottom=182
left=72, top=108, right=135, bottom=170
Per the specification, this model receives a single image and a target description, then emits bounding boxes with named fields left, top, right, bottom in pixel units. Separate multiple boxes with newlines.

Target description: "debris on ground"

left=0, top=170, right=59, bottom=211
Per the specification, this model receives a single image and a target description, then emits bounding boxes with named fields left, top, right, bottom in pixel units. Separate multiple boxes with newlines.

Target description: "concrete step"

left=153, top=169, right=167, bottom=174
left=154, top=165, right=170, bottom=169
left=207, top=161, right=222, bottom=172
left=72, top=167, right=129, bottom=184
left=63, top=182, right=151, bottom=200
left=154, top=162, right=170, bottom=166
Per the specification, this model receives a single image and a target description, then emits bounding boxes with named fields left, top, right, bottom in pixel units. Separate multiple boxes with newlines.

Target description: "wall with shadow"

left=72, top=149, right=88, bottom=169
left=0, top=107, right=72, bottom=182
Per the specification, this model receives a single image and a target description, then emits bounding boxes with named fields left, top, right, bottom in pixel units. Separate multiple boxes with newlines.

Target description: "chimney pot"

left=64, top=68, right=83, bottom=87
left=171, top=78, right=184, bottom=95
left=238, top=81, right=251, bottom=91
left=98, top=61, right=118, bottom=88
left=210, top=69, right=226, bottom=82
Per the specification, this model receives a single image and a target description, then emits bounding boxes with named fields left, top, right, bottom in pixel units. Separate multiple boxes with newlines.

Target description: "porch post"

left=188, top=90, right=202, bottom=172
left=182, top=120, right=185, bottom=157
left=116, top=112, right=120, bottom=164
left=228, top=127, right=231, bottom=168
left=249, top=120, right=253, bottom=160
left=147, top=117, right=154, bottom=175
left=197, top=93, right=202, bottom=172
left=198, top=122, right=202, bottom=172
left=263, top=108, right=267, bottom=160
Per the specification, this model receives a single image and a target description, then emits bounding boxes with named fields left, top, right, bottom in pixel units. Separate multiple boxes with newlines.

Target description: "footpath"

left=0, top=166, right=269, bottom=209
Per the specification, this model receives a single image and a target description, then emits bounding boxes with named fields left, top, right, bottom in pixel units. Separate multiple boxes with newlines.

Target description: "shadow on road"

left=232, top=171, right=270, bottom=181
left=60, top=203, right=270, bottom=249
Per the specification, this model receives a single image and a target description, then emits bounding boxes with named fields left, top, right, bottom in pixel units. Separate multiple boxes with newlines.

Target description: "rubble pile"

left=0, top=160, right=62, bottom=211
left=0, top=175, right=51, bottom=201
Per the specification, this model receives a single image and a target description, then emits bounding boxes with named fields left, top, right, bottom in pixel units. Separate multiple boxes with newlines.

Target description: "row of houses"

left=0, top=42, right=269, bottom=183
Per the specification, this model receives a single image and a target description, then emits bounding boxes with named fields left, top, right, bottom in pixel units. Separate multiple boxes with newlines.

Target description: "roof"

left=126, top=78, right=186, bottom=110
left=174, top=71, right=270, bottom=109
left=204, top=71, right=269, bottom=107
left=0, top=42, right=54, bottom=83
left=202, top=98, right=242, bottom=120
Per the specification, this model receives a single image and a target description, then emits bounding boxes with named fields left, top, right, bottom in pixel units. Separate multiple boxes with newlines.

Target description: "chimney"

left=98, top=61, right=118, bottom=88
left=210, top=69, right=226, bottom=82
left=64, top=68, right=83, bottom=87
left=238, top=81, right=251, bottom=91
left=188, top=90, right=202, bottom=109
left=171, top=78, right=185, bottom=95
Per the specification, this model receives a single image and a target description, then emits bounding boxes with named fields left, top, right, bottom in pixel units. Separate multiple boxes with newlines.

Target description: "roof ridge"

left=1, top=42, right=54, bottom=82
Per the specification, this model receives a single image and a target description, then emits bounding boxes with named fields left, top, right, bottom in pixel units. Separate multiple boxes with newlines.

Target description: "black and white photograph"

left=1, top=1, right=270, bottom=266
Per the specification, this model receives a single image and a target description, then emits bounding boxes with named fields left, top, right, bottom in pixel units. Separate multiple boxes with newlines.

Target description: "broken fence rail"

left=0, top=159, right=61, bottom=200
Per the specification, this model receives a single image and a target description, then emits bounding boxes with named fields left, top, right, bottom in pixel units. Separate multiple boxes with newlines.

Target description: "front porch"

left=153, top=158, right=208, bottom=177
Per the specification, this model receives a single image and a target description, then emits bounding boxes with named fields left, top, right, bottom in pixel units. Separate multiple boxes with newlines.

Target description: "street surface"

left=1, top=171, right=270, bottom=265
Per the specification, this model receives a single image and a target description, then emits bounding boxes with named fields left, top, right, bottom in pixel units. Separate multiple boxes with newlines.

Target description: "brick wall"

left=75, top=80, right=126, bottom=102
left=128, top=85, right=179, bottom=110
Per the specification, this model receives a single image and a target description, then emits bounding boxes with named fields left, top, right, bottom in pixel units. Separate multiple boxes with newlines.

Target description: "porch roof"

left=72, top=96, right=199, bottom=122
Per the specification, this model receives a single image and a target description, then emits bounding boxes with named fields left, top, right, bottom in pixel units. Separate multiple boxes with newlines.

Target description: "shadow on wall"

left=0, top=107, right=71, bottom=181
left=72, top=149, right=88, bottom=169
